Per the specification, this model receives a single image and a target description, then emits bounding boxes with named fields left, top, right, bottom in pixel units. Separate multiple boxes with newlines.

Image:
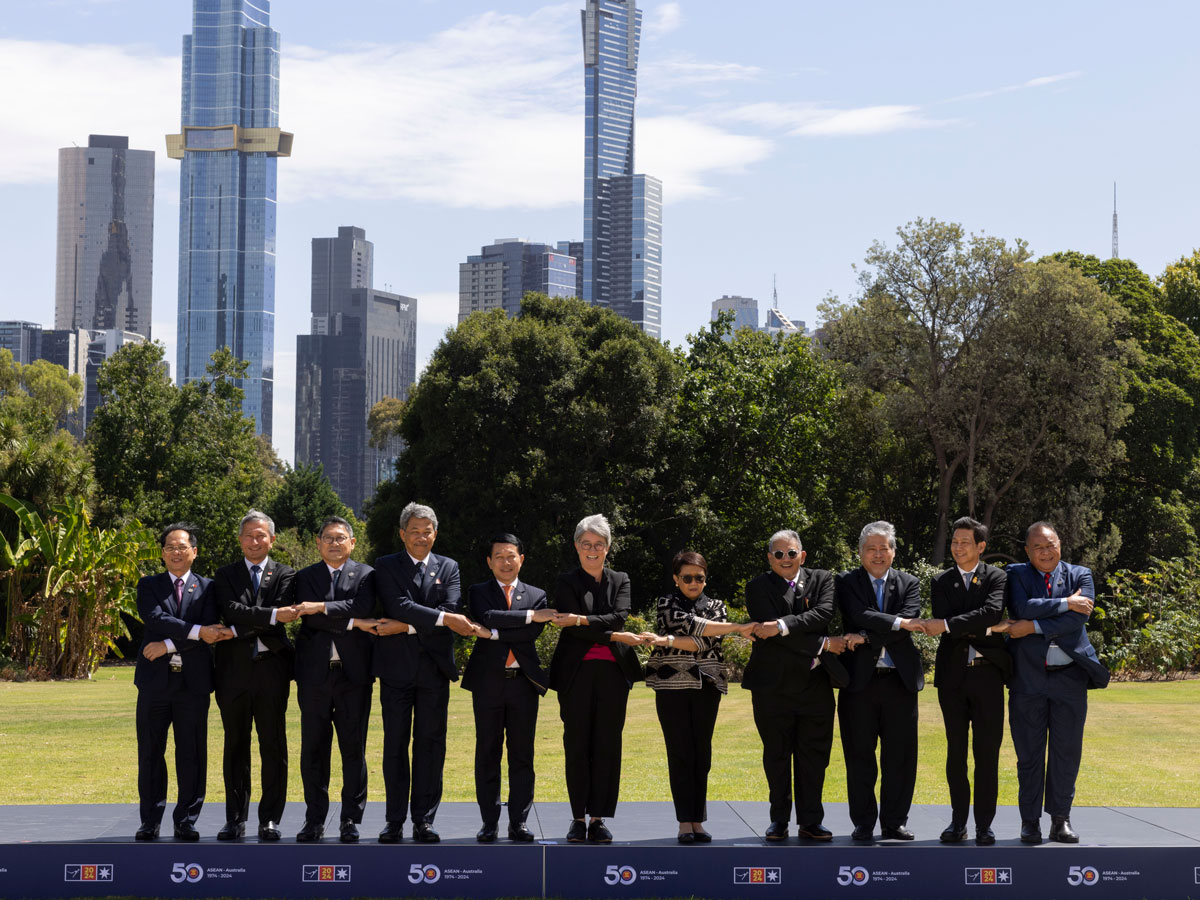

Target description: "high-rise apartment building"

left=0, top=322, right=43, bottom=365
left=458, top=239, right=577, bottom=322
left=711, top=295, right=759, bottom=333
left=581, top=0, right=663, bottom=338
left=54, top=135, right=155, bottom=338
left=168, top=0, right=292, bottom=439
left=295, top=228, right=417, bottom=513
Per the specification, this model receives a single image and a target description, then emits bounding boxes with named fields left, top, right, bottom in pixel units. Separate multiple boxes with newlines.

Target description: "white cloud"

left=943, top=70, right=1084, bottom=103
left=645, top=2, right=684, bottom=39
left=725, top=101, right=947, bottom=137
left=643, top=58, right=763, bottom=88
left=637, top=116, right=772, bottom=197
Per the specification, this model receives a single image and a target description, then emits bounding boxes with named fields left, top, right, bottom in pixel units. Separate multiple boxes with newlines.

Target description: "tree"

left=367, top=295, right=681, bottom=603
left=87, top=342, right=274, bottom=572
left=1049, top=252, right=1200, bottom=569
left=821, top=221, right=1130, bottom=565
left=1161, top=248, right=1200, bottom=337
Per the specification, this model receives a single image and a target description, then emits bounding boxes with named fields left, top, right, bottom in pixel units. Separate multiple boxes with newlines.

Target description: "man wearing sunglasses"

left=836, top=520, right=925, bottom=842
left=742, top=530, right=850, bottom=843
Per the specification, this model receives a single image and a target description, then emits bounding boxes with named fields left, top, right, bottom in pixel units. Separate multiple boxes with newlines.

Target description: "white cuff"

left=490, top=629, right=500, bottom=641
left=435, top=611, right=445, bottom=627
left=776, top=618, right=789, bottom=636
left=346, top=619, right=355, bottom=631
left=269, top=608, right=278, bottom=625
left=163, top=638, right=177, bottom=653
left=229, top=626, right=238, bottom=638
left=186, top=625, right=201, bottom=642
left=525, top=610, right=533, bottom=624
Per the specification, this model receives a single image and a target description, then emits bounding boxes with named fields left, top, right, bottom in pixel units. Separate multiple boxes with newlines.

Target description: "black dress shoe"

left=677, top=831, right=696, bottom=844
left=476, top=824, right=498, bottom=843
left=764, top=821, right=788, bottom=841
left=692, top=829, right=712, bottom=843
left=939, top=822, right=967, bottom=843
left=378, top=821, right=404, bottom=843
left=508, top=823, right=536, bottom=842
left=976, top=827, right=996, bottom=846
left=217, top=820, right=245, bottom=841
left=587, top=820, right=612, bottom=843
left=173, top=823, right=200, bottom=842
left=413, top=822, right=441, bottom=843
left=296, top=821, right=324, bottom=842
left=258, top=821, right=281, bottom=841
left=798, top=823, right=833, bottom=841
left=1020, top=819, right=1042, bottom=845
left=134, top=821, right=159, bottom=841
left=339, top=819, right=359, bottom=843
left=851, top=825, right=874, bottom=842
left=1049, top=816, right=1078, bottom=843
left=881, top=825, right=914, bottom=841
left=566, top=820, right=587, bottom=843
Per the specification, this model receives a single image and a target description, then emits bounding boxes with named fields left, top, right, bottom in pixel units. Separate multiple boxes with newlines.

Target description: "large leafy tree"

left=821, top=220, right=1130, bottom=565
left=87, top=342, right=275, bottom=572
left=368, top=295, right=681, bottom=604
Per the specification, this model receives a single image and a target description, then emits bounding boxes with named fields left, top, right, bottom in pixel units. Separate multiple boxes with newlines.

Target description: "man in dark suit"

left=996, top=521, right=1110, bottom=845
left=292, top=516, right=379, bottom=843
left=133, top=522, right=231, bottom=841
left=372, top=502, right=476, bottom=844
left=741, top=529, right=849, bottom=842
left=924, top=516, right=1010, bottom=846
left=212, top=510, right=298, bottom=842
left=461, top=533, right=553, bottom=843
left=836, top=520, right=925, bottom=842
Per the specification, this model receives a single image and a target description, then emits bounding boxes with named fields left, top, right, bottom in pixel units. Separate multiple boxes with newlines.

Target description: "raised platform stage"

left=1, top=801, right=1198, bottom=899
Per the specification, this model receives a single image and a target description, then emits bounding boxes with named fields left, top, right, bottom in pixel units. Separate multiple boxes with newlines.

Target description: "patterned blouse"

left=644, top=591, right=729, bottom=694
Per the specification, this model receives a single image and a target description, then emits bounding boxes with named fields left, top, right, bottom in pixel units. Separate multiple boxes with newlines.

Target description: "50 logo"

left=604, top=865, right=637, bottom=885
left=1067, top=866, right=1099, bottom=887
left=837, top=866, right=870, bottom=886
left=170, top=863, right=204, bottom=884
left=408, top=864, right=441, bottom=884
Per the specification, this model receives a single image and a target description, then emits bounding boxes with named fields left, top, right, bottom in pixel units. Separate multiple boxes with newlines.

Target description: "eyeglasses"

left=163, top=544, right=193, bottom=553
left=320, top=535, right=351, bottom=545
left=678, top=574, right=706, bottom=584
left=577, top=541, right=607, bottom=552
left=771, top=549, right=800, bottom=560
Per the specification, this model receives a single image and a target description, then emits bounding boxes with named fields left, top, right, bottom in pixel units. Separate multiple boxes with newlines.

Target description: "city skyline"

left=3, top=1, right=1199, bottom=463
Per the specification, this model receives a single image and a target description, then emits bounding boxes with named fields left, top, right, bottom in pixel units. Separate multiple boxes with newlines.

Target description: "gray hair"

left=400, top=502, right=438, bottom=531
left=239, top=509, right=275, bottom=536
left=767, top=530, right=802, bottom=553
left=574, top=513, right=612, bottom=546
left=858, top=520, right=896, bottom=552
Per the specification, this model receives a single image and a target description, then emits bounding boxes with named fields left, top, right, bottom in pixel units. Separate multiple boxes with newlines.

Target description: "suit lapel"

left=257, top=559, right=276, bottom=604
left=179, top=573, right=199, bottom=619
left=509, top=580, right=528, bottom=610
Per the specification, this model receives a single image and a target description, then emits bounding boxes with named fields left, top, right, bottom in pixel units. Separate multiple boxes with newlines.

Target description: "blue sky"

left=3, top=1, right=1198, bottom=462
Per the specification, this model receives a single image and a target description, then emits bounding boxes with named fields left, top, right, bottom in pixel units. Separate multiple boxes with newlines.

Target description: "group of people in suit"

left=132, top=507, right=1108, bottom=847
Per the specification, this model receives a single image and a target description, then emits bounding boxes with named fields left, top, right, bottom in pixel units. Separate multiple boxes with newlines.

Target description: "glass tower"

left=168, top=0, right=292, bottom=438
left=458, top=239, right=577, bottom=322
left=581, top=0, right=662, bottom=338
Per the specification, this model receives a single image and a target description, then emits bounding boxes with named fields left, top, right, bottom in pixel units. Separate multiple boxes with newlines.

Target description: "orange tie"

left=503, top=583, right=516, bottom=667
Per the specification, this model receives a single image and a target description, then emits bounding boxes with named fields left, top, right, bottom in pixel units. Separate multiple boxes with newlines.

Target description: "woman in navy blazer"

left=548, top=514, right=645, bottom=844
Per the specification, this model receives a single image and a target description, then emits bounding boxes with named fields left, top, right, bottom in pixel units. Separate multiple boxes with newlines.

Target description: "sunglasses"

left=677, top=574, right=706, bottom=584
left=771, top=549, right=800, bottom=560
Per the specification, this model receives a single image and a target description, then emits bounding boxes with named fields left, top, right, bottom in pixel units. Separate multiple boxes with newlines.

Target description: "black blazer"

left=836, top=567, right=925, bottom=693
left=741, top=568, right=848, bottom=691
left=293, top=560, right=375, bottom=687
left=548, top=567, right=643, bottom=691
left=372, top=551, right=462, bottom=683
left=930, top=563, right=1011, bottom=689
left=213, top=558, right=297, bottom=691
left=461, top=579, right=549, bottom=695
left=134, top=571, right=217, bottom=696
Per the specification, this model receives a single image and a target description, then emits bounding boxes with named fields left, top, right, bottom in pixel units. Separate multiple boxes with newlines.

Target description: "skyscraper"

left=581, top=0, right=663, bottom=337
left=458, top=239, right=577, bottom=322
left=167, top=0, right=292, bottom=438
left=296, top=228, right=417, bottom=513
left=711, top=295, right=759, bottom=333
left=55, top=135, right=155, bottom=338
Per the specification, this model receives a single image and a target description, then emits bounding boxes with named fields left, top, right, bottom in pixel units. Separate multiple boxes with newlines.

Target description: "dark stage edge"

left=1, top=802, right=1198, bottom=899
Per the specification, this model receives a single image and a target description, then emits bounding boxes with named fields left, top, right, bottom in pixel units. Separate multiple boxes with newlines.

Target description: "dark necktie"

left=783, top=579, right=796, bottom=613
left=331, top=568, right=342, bottom=593
left=415, top=560, right=426, bottom=589
left=173, top=577, right=184, bottom=614
left=251, top=564, right=262, bottom=596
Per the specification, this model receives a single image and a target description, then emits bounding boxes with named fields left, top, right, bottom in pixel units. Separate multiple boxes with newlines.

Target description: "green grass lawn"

left=0, top=665, right=1195, bottom=807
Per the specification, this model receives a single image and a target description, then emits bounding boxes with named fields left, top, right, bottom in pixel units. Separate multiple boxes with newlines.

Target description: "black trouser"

left=135, top=679, right=209, bottom=828
left=473, top=672, right=540, bottom=827
left=380, top=659, right=450, bottom=826
left=1009, top=664, right=1088, bottom=820
left=655, top=681, right=722, bottom=823
left=297, top=667, right=371, bottom=825
left=838, top=669, right=918, bottom=831
left=559, top=660, right=629, bottom=819
left=216, top=652, right=291, bottom=825
left=750, top=673, right=834, bottom=825
left=938, top=662, right=1004, bottom=829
